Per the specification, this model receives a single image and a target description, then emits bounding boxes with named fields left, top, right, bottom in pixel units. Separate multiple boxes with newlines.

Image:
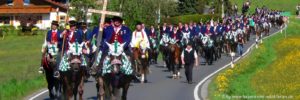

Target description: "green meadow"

left=0, top=33, right=46, bottom=99
left=231, top=0, right=299, bottom=14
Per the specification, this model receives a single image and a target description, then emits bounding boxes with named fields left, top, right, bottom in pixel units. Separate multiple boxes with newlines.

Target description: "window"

left=0, top=16, right=11, bottom=25
left=7, top=0, right=13, bottom=6
left=24, top=0, right=30, bottom=6
left=60, top=16, right=66, bottom=23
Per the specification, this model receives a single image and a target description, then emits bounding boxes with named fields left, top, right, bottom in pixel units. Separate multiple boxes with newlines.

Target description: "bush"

left=162, top=14, right=221, bottom=24
left=0, top=25, right=16, bottom=37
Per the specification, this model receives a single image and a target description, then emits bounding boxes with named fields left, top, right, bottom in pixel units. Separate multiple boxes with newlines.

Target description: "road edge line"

left=194, top=27, right=286, bottom=100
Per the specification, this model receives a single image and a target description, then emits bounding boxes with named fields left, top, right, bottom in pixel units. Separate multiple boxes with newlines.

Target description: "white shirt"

left=130, top=31, right=150, bottom=49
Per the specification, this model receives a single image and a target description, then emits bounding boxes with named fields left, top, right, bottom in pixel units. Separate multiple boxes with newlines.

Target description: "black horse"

left=213, top=34, right=224, bottom=60
left=42, top=44, right=61, bottom=99
left=202, top=36, right=214, bottom=65
left=149, top=38, right=159, bottom=64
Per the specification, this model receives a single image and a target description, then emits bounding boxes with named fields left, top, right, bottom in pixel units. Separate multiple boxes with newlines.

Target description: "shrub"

left=0, top=25, right=16, bottom=37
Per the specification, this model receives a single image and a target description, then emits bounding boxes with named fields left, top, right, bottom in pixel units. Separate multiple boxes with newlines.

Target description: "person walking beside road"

left=181, top=43, right=198, bottom=84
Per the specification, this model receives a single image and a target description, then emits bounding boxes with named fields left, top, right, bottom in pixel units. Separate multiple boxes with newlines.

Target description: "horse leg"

left=46, top=71, right=55, bottom=99
left=121, top=82, right=130, bottom=100
left=97, top=77, right=105, bottom=100
left=78, top=71, right=85, bottom=100
left=154, top=51, right=158, bottom=64
left=63, top=75, right=72, bottom=100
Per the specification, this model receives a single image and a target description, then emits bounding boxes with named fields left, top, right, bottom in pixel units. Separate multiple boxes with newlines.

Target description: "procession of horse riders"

left=39, top=5, right=288, bottom=100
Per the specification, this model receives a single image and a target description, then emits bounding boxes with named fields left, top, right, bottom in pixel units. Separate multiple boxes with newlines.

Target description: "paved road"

left=32, top=28, right=279, bottom=100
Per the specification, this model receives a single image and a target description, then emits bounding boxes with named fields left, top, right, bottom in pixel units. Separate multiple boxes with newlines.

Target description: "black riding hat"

left=51, top=21, right=59, bottom=26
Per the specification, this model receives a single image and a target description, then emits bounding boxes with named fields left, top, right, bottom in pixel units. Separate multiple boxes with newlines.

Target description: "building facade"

left=0, top=0, right=70, bottom=29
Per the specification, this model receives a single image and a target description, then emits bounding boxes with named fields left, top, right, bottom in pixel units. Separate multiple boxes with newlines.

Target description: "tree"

left=178, top=0, right=207, bottom=15
left=101, top=0, right=178, bottom=29
left=69, top=0, right=97, bottom=23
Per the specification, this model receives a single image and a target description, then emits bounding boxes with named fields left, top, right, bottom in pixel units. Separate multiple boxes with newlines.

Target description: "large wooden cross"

left=88, top=0, right=122, bottom=47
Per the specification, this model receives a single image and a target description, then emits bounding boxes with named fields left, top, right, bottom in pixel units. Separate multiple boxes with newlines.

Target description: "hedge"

left=162, top=14, right=221, bottom=24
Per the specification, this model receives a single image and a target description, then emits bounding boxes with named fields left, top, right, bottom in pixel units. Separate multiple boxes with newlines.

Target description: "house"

left=0, top=0, right=71, bottom=29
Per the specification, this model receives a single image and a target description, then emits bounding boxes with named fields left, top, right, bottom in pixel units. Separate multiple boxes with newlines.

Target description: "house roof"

left=0, top=0, right=68, bottom=14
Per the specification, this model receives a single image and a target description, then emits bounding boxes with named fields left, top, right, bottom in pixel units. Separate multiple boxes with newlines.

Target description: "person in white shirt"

left=181, top=43, right=198, bottom=84
left=130, top=22, right=150, bottom=49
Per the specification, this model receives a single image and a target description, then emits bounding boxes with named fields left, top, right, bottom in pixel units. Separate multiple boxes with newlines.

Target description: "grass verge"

left=0, top=32, right=47, bottom=99
left=208, top=16, right=300, bottom=100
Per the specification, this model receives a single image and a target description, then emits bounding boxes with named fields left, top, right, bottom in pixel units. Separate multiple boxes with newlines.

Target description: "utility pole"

left=222, top=0, right=224, bottom=18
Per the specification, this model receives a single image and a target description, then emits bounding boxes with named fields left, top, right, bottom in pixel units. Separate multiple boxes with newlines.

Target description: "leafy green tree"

left=69, top=0, right=97, bottom=23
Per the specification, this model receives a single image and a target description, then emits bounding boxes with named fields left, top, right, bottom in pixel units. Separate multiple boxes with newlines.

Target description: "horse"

left=168, top=39, right=181, bottom=79
left=149, top=37, right=159, bottom=64
left=159, top=34, right=170, bottom=70
left=213, top=34, right=224, bottom=60
left=100, top=42, right=134, bottom=100
left=82, top=41, right=97, bottom=82
left=255, top=23, right=264, bottom=47
left=61, top=42, right=85, bottom=100
left=262, top=20, right=272, bottom=36
left=202, top=35, right=214, bottom=65
left=181, top=31, right=191, bottom=48
left=243, top=23, right=250, bottom=43
left=132, top=41, right=150, bottom=83
left=42, top=43, right=62, bottom=99
left=193, top=34, right=205, bottom=57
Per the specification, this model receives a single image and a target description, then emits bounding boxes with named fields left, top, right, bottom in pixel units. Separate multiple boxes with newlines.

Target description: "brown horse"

left=61, top=42, right=85, bottom=100
left=168, top=39, right=181, bottom=79
left=61, top=55, right=85, bottom=100
left=132, top=46, right=149, bottom=83
left=102, top=54, right=134, bottom=100
left=97, top=42, right=134, bottom=100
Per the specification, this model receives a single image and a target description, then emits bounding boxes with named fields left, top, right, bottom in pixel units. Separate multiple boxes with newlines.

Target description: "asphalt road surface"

left=32, top=28, right=280, bottom=100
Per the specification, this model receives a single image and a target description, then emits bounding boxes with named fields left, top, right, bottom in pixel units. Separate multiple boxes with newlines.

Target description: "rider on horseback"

left=40, top=21, right=61, bottom=75
left=149, top=25, right=159, bottom=64
left=91, top=16, right=132, bottom=75
left=131, top=22, right=151, bottom=83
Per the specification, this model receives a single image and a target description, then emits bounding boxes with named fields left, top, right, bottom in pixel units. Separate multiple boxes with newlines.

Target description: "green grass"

left=230, top=0, right=299, bottom=14
left=0, top=32, right=47, bottom=99
left=209, top=16, right=300, bottom=100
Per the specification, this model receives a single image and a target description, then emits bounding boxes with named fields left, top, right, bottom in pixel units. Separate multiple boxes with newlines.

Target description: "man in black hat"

left=99, top=16, right=131, bottom=55
left=91, top=16, right=132, bottom=75
left=61, top=20, right=84, bottom=53
left=181, top=42, right=198, bottom=84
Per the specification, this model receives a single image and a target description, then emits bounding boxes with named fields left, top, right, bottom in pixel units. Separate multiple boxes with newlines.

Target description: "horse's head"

left=68, top=42, right=84, bottom=71
left=84, top=41, right=97, bottom=54
left=132, top=43, right=148, bottom=60
left=68, top=42, right=85, bottom=56
left=182, top=32, right=190, bottom=39
left=106, top=41, right=125, bottom=57
left=46, top=43, right=59, bottom=67
left=162, top=34, right=170, bottom=43
left=109, top=55, right=122, bottom=74
left=150, top=38, right=157, bottom=49
left=168, top=39, right=179, bottom=52
left=169, top=38, right=178, bottom=45
left=47, top=43, right=59, bottom=57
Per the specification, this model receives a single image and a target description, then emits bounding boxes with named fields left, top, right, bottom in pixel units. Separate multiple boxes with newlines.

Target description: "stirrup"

left=38, top=67, right=44, bottom=74
left=54, top=71, right=60, bottom=78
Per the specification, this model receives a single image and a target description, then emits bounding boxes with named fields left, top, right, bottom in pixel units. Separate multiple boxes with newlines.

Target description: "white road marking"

left=28, top=89, right=48, bottom=100
left=194, top=27, right=286, bottom=100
